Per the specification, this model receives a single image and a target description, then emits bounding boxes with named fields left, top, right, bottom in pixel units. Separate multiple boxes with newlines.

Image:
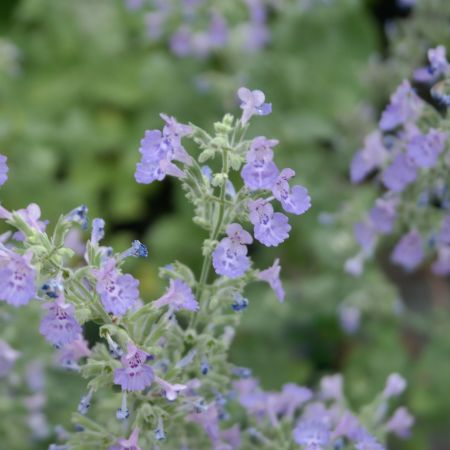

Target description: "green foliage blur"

left=1, top=0, right=450, bottom=448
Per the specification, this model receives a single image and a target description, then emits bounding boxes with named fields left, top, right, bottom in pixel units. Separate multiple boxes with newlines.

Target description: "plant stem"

left=191, top=147, right=229, bottom=328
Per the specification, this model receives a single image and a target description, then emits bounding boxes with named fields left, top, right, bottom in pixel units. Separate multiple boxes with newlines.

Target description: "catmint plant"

left=347, top=45, right=450, bottom=277
left=125, top=0, right=271, bottom=58
left=0, top=87, right=410, bottom=450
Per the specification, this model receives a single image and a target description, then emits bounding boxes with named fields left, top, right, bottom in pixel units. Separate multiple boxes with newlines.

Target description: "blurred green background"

left=1, top=0, right=450, bottom=448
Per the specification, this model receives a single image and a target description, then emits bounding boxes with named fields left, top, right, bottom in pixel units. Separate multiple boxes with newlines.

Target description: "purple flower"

left=350, top=131, right=387, bottom=183
left=248, top=199, right=291, bottom=247
left=391, top=231, right=424, bottom=271
left=277, top=384, right=312, bottom=419
left=56, top=336, right=91, bottom=370
left=12, top=203, right=48, bottom=241
left=320, top=374, right=343, bottom=401
left=153, top=278, right=198, bottom=311
left=432, top=245, right=450, bottom=275
left=91, top=218, right=105, bottom=246
left=39, top=297, right=82, bottom=348
left=272, top=168, right=311, bottom=215
left=407, top=129, right=447, bottom=168
left=386, top=407, right=414, bottom=438
left=0, top=249, right=36, bottom=306
left=208, top=12, right=229, bottom=48
left=382, top=153, right=418, bottom=193
left=237, top=87, right=272, bottom=125
left=379, top=80, right=422, bottom=131
left=292, top=419, right=331, bottom=449
left=354, top=221, right=377, bottom=255
left=241, top=137, right=279, bottom=191
left=170, top=27, right=193, bottom=57
left=0, top=340, right=20, bottom=377
left=369, top=197, right=397, bottom=234
left=0, top=154, right=8, bottom=186
left=109, top=427, right=141, bottom=450
left=382, top=373, right=407, bottom=399
left=212, top=223, right=253, bottom=278
left=154, top=375, right=187, bottom=401
left=257, top=258, right=285, bottom=302
left=114, top=343, right=154, bottom=391
left=353, top=429, right=386, bottom=450
left=344, top=254, right=364, bottom=277
left=92, top=258, right=140, bottom=316
left=428, top=45, right=449, bottom=75
left=135, top=116, right=192, bottom=185
left=338, top=305, right=361, bottom=335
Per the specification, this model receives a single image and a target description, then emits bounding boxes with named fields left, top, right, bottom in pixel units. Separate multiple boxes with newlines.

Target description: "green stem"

left=191, top=147, right=229, bottom=328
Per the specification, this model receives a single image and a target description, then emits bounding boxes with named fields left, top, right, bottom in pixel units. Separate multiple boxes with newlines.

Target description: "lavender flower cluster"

left=0, top=88, right=410, bottom=449
left=347, top=45, right=450, bottom=276
left=125, top=0, right=271, bottom=58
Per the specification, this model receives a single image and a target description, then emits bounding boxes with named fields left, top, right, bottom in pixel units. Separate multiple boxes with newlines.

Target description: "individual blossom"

left=382, top=153, right=418, bottom=193
left=0, top=339, right=20, bottom=377
left=385, top=407, right=414, bottom=438
left=353, top=428, right=385, bottom=450
left=109, top=427, right=141, bottom=450
left=344, top=254, right=365, bottom=277
left=154, top=375, right=187, bottom=401
left=0, top=248, right=36, bottom=306
left=153, top=278, right=199, bottom=311
left=428, top=45, right=450, bottom=76
left=369, top=196, right=397, bottom=234
left=338, top=305, right=361, bottom=335
left=39, top=297, right=82, bottom=348
left=91, top=218, right=105, bottom=246
left=135, top=115, right=192, bottom=185
left=382, top=373, right=407, bottom=399
left=114, top=343, right=154, bottom=392
left=56, top=336, right=91, bottom=370
left=64, top=205, right=88, bottom=229
left=407, top=129, right=447, bottom=168
left=276, top=383, right=312, bottom=420
left=320, top=374, right=343, bottom=401
left=248, top=199, right=291, bottom=247
left=390, top=230, right=424, bottom=271
left=379, top=80, right=422, bottom=131
left=0, top=153, right=8, bottom=186
left=2, top=203, right=48, bottom=241
left=237, top=87, right=272, bottom=125
left=212, top=223, right=253, bottom=278
left=272, top=168, right=311, bottom=215
left=350, top=131, right=387, bottom=184
left=292, top=418, right=331, bottom=449
left=240, top=137, right=279, bottom=191
left=257, top=258, right=285, bottom=302
left=354, top=221, right=377, bottom=255
left=92, top=258, right=140, bottom=316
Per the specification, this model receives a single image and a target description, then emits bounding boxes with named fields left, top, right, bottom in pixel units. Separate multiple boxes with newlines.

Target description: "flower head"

left=350, top=131, right=387, bottom=184
left=379, top=80, right=422, bottom=131
left=272, top=168, right=311, bottom=215
left=238, top=87, right=272, bottom=125
left=257, top=258, right=285, bottom=302
left=92, top=258, right=140, bottom=316
left=0, top=340, right=20, bottom=377
left=382, top=153, right=417, bottom=193
left=386, top=407, right=414, bottom=438
left=0, top=154, right=8, bottom=186
left=248, top=199, right=291, bottom=247
left=369, top=197, right=397, bottom=234
left=407, top=129, right=447, bottom=168
left=39, top=297, right=82, bottom=348
left=109, top=428, right=141, bottom=450
left=212, top=223, right=253, bottom=278
left=153, top=278, right=198, bottom=311
left=382, top=373, right=407, bottom=399
left=241, top=137, right=279, bottom=191
left=292, top=419, right=330, bottom=449
left=114, top=343, right=154, bottom=391
left=0, top=249, right=36, bottom=307
left=391, top=231, right=424, bottom=271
